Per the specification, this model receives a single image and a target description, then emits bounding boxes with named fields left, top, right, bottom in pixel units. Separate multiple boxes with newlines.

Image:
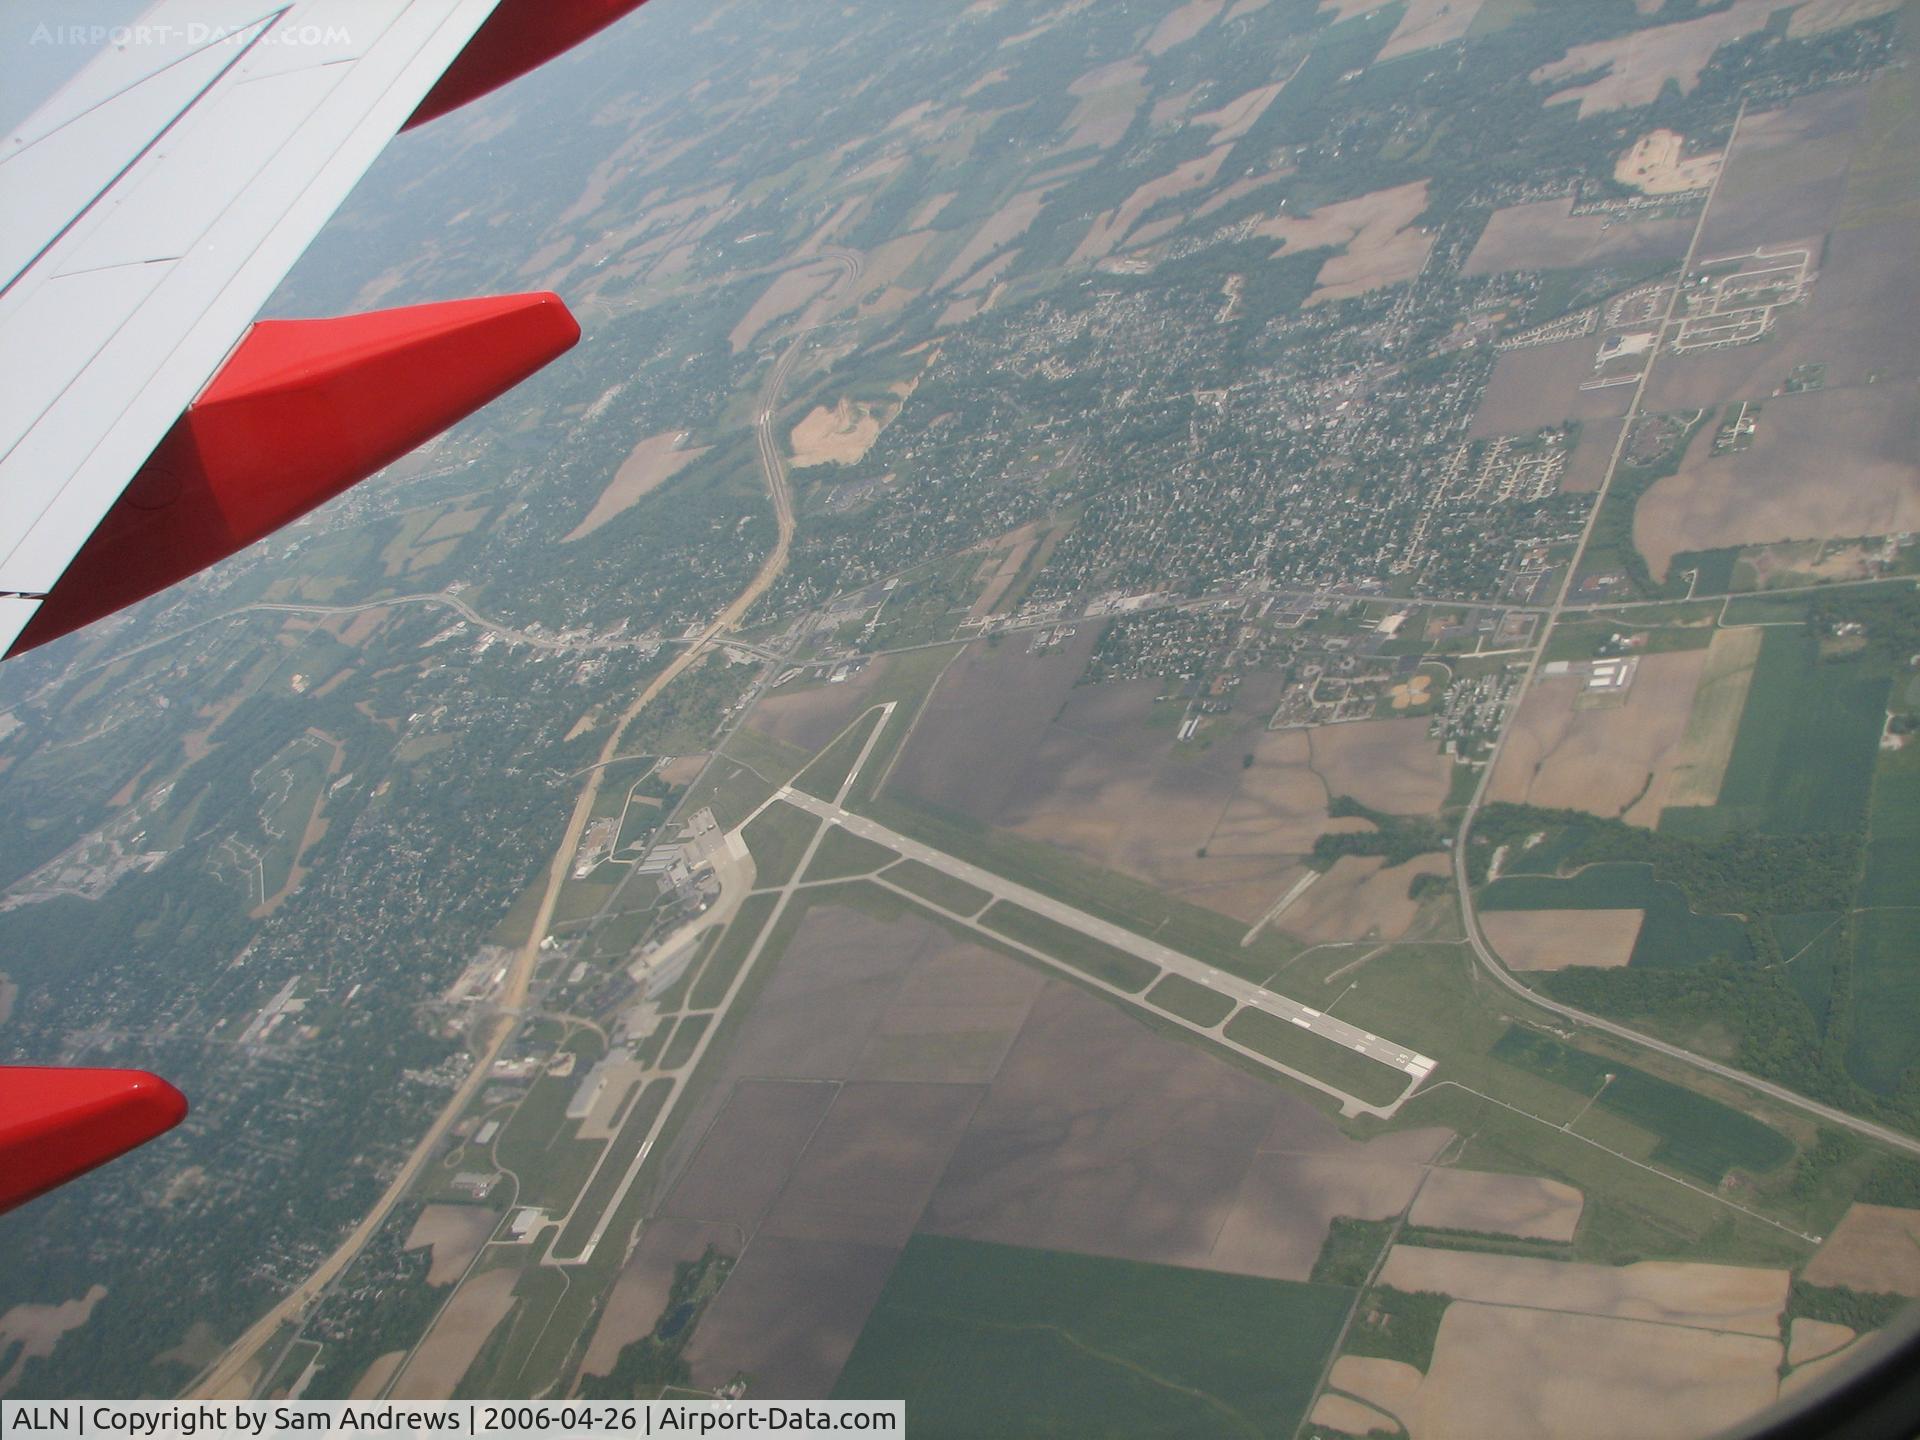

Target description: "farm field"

left=1482, top=863, right=1750, bottom=970
left=1634, top=385, right=1920, bottom=583
left=832, top=1235, right=1352, bottom=1437
left=1489, top=1027, right=1794, bottom=1183
left=1486, top=651, right=1709, bottom=826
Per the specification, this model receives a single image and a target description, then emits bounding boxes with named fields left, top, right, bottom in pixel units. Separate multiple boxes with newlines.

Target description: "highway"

left=1446, top=102, right=1920, bottom=1163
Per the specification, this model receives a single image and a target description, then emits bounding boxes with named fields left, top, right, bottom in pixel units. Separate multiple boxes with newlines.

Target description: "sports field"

left=832, top=1235, right=1352, bottom=1437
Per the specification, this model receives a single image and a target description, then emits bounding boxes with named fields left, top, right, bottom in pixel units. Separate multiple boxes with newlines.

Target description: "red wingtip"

left=7, top=291, right=579, bottom=657
left=406, top=0, right=651, bottom=129
left=0, top=1066, right=188, bottom=1215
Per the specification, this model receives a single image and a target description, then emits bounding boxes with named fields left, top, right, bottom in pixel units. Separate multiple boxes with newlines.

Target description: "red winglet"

left=0, top=1066, right=188, bottom=1215
left=9, top=291, right=579, bottom=657
left=406, top=0, right=651, bottom=130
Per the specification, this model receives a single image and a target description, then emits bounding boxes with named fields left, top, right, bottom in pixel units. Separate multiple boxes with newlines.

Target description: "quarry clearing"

left=1616, top=129, right=1723, bottom=195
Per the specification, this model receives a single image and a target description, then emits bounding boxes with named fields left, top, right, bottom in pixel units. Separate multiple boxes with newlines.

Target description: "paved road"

left=1446, top=104, right=1920, bottom=1163
left=776, top=785, right=1435, bottom=1093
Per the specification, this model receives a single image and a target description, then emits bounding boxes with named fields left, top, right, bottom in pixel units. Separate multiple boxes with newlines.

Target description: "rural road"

left=1447, top=103, right=1920, bottom=1163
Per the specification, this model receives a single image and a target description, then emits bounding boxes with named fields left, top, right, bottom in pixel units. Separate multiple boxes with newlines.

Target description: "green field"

left=689, top=894, right=777, bottom=1010
left=661, top=1014, right=709, bottom=1070
left=979, top=900, right=1158, bottom=993
left=803, top=825, right=899, bottom=881
left=832, top=1235, right=1353, bottom=1438
left=1223, top=1009, right=1407, bottom=1107
left=741, top=801, right=818, bottom=887
left=1146, top=973, right=1235, bottom=1028
left=1674, top=629, right=1888, bottom=836
left=792, top=708, right=886, bottom=802
left=551, top=1080, right=672, bottom=1257
left=1861, top=745, right=1920, bottom=908
left=881, top=857, right=992, bottom=915
left=1491, top=1027, right=1793, bottom=1183
left=1848, top=910, right=1920, bottom=1094
left=1481, top=863, right=1751, bottom=968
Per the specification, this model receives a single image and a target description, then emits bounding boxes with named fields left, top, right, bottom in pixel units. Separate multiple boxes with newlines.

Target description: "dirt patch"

left=1377, top=0, right=1489, bottom=61
left=349, top=1351, right=407, bottom=1399
left=662, top=1080, right=839, bottom=1236
left=1253, top=181, right=1434, bottom=304
left=1070, top=146, right=1232, bottom=265
left=1563, top=419, right=1625, bottom=494
left=685, top=1237, right=899, bottom=1398
left=1464, top=196, right=1695, bottom=276
left=578, top=1218, right=738, bottom=1380
left=790, top=399, right=888, bottom=469
left=566, top=432, right=707, bottom=542
left=1804, top=1203, right=1920, bottom=1297
left=1668, top=627, right=1764, bottom=809
left=1378, top=1246, right=1789, bottom=1333
left=1637, top=385, right=1920, bottom=582
left=747, top=660, right=897, bottom=753
left=1144, top=0, right=1225, bottom=53
left=1409, top=1169, right=1585, bottom=1241
left=1471, top=332, right=1642, bottom=436
left=1483, top=908, right=1645, bottom=971
left=0, top=1286, right=105, bottom=1397
left=391, top=1267, right=519, bottom=1399
left=1192, top=82, right=1286, bottom=143
left=933, top=188, right=1051, bottom=292
left=923, top=982, right=1449, bottom=1275
left=1788, top=1317, right=1857, bottom=1366
left=731, top=263, right=841, bottom=354
left=1278, top=854, right=1451, bottom=945
left=1487, top=650, right=1709, bottom=825
left=762, top=1083, right=981, bottom=1247
left=1405, top=1302, right=1782, bottom=1439
left=1308, top=716, right=1452, bottom=813
left=1532, top=0, right=1786, bottom=118
left=1616, top=129, right=1723, bottom=195
left=404, top=1204, right=497, bottom=1287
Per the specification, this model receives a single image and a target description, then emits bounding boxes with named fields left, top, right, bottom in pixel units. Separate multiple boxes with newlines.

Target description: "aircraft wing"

left=0, top=0, right=648, bottom=1210
left=0, top=0, right=647, bottom=660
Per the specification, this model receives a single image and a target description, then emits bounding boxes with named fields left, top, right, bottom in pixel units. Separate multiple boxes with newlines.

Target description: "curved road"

left=1448, top=102, right=1920, bottom=1163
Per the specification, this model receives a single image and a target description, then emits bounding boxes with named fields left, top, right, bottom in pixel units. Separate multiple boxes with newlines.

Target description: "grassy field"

left=803, top=825, right=899, bottom=882
left=741, top=802, right=818, bottom=888
left=1491, top=1027, right=1793, bottom=1183
left=1481, top=863, right=1751, bottom=969
left=1690, top=629, right=1887, bottom=836
left=1223, top=1009, right=1408, bottom=1107
left=551, top=1080, right=673, bottom=1257
left=865, top=793, right=1300, bottom=985
left=979, top=900, right=1159, bottom=993
left=1848, top=910, right=1920, bottom=1095
left=1861, top=744, right=1920, bottom=909
left=881, top=857, right=991, bottom=915
left=689, top=893, right=777, bottom=1010
left=791, top=708, right=885, bottom=803
left=661, top=1014, right=709, bottom=1070
left=1146, top=973, right=1235, bottom=1028
left=494, top=1071, right=606, bottom=1213
left=832, top=1235, right=1353, bottom=1438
